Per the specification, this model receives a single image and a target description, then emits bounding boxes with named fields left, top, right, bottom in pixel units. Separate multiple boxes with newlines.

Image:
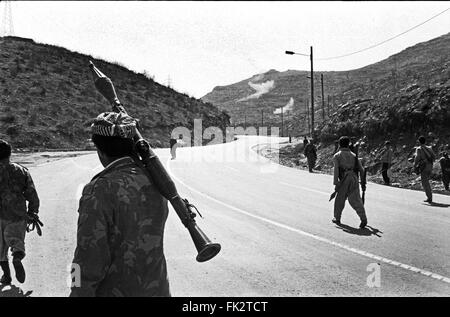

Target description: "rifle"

left=352, top=142, right=366, bottom=205
left=88, top=61, right=221, bottom=262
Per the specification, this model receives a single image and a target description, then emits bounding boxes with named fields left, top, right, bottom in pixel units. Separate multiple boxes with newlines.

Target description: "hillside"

left=0, top=36, right=230, bottom=150
left=202, top=32, right=450, bottom=138
left=203, top=33, right=450, bottom=193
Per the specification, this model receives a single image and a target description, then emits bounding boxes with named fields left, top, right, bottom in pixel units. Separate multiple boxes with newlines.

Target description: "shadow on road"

left=423, top=202, right=450, bottom=208
left=0, top=284, right=33, bottom=297
left=335, top=223, right=383, bottom=237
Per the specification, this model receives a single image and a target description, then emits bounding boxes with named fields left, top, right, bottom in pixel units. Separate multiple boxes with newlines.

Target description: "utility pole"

left=285, top=47, right=314, bottom=133
left=281, top=106, right=284, bottom=137
left=306, top=99, right=310, bottom=136
left=321, top=73, right=325, bottom=122
left=310, top=46, right=314, bottom=132
left=327, top=95, right=330, bottom=117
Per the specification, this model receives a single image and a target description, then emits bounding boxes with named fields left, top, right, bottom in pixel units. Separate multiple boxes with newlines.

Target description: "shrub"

left=0, top=114, right=16, bottom=124
left=6, top=126, right=19, bottom=136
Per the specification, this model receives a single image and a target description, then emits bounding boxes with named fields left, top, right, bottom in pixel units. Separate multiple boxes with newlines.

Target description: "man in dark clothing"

left=304, top=139, right=317, bottom=173
left=0, top=139, right=40, bottom=285
left=439, top=152, right=450, bottom=191
left=303, top=136, right=308, bottom=147
left=170, top=137, right=177, bottom=160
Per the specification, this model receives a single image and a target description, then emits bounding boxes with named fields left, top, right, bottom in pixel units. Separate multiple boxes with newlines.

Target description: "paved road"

left=5, top=136, right=450, bottom=296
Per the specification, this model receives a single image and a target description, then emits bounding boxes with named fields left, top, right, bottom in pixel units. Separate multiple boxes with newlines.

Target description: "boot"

left=12, top=251, right=25, bottom=283
left=359, top=219, right=368, bottom=229
left=0, top=261, right=12, bottom=285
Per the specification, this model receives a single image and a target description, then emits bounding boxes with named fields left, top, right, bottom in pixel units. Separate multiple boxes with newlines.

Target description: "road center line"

left=279, top=181, right=329, bottom=196
left=224, top=166, right=239, bottom=172
left=167, top=158, right=450, bottom=285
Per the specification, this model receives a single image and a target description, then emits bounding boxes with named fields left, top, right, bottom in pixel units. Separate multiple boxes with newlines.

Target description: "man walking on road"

left=332, top=136, right=368, bottom=228
left=304, top=139, right=317, bottom=173
left=439, top=152, right=450, bottom=191
left=70, top=112, right=170, bottom=297
left=414, top=136, right=436, bottom=203
left=170, top=134, right=185, bottom=160
left=0, top=139, right=40, bottom=285
left=381, top=141, right=394, bottom=185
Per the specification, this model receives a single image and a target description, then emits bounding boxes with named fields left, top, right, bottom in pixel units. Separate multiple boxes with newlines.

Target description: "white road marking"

left=279, top=181, right=329, bottom=196
left=167, top=158, right=450, bottom=285
left=224, top=166, right=239, bottom=172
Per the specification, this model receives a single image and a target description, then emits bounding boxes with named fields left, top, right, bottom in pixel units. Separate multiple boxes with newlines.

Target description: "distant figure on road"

left=413, top=136, right=436, bottom=203
left=349, top=138, right=359, bottom=156
left=303, top=139, right=317, bottom=173
left=170, top=134, right=185, bottom=160
left=303, top=136, right=308, bottom=147
left=439, top=152, right=450, bottom=191
left=332, top=136, right=367, bottom=229
left=0, top=139, right=40, bottom=285
left=170, top=137, right=177, bottom=159
left=381, top=141, right=394, bottom=185
left=70, top=112, right=170, bottom=297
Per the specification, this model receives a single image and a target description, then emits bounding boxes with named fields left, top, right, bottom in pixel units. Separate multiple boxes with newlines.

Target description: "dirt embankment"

left=257, top=137, right=450, bottom=196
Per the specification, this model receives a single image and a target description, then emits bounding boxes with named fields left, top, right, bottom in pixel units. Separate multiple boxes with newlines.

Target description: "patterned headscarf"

left=91, top=112, right=137, bottom=139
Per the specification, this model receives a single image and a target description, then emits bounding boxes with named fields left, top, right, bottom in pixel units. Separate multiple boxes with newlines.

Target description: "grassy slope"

left=0, top=36, right=230, bottom=150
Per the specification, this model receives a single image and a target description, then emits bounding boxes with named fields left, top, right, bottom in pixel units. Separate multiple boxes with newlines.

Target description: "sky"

left=4, top=1, right=450, bottom=98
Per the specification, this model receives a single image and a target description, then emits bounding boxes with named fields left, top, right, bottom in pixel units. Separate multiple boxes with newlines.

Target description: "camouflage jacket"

left=70, top=156, right=170, bottom=297
left=0, top=158, right=40, bottom=220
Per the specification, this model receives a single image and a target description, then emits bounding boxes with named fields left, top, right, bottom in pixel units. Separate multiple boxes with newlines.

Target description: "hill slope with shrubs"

left=0, top=36, right=230, bottom=150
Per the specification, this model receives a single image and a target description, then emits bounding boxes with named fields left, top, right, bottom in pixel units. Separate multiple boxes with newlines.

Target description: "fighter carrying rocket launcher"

left=88, top=61, right=221, bottom=262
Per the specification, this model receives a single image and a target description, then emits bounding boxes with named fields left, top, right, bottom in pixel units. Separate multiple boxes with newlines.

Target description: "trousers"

left=420, top=164, right=433, bottom=200
left=0, top=219, right=26, bottom=261
left=334, top=173, right=367, bottom=223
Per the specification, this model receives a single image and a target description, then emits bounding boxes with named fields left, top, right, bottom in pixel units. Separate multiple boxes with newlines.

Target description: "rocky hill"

left=0, top=36, right=230, bottom=150
left=202, top=32, right=450, bottom=138
left=203, top=32, right=450, bottom=193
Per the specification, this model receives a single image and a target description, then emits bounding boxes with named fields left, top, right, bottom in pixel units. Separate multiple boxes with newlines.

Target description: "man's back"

left=71, top=156, right=170, bottom=297
left=415, top=145, right=435, bottom=166
left=0, top=160, right=39, bottom=220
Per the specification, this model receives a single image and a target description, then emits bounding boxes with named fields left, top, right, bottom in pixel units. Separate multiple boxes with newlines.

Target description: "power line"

left=316, top=7, right=450, bottom=61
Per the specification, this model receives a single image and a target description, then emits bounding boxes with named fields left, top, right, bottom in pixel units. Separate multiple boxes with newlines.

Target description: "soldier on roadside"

left=413, top=136, right=436, bottom=203
left=332, top=136, right=368, bottom=228
left=0, top=139, right=40, bottom=285
left=304, top=139, right=317, bottom=173
left=303, top=136, right=308, bottom=147
left=170, top=134, right=184, bottom=160
left=381, top=141, right=394, bottom=185
left=170, top=136, right=177, bottom=160
left=439, top=152, right=450, bottom=191
left=70, top=112, right=170, bottom=297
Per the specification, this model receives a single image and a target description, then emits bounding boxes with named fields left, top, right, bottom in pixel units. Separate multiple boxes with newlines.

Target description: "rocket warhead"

left=88, top=61, right=122, bottom=110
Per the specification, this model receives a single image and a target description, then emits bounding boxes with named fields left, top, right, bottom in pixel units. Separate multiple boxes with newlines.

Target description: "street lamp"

left=285, top=47, right=314, bottom=136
